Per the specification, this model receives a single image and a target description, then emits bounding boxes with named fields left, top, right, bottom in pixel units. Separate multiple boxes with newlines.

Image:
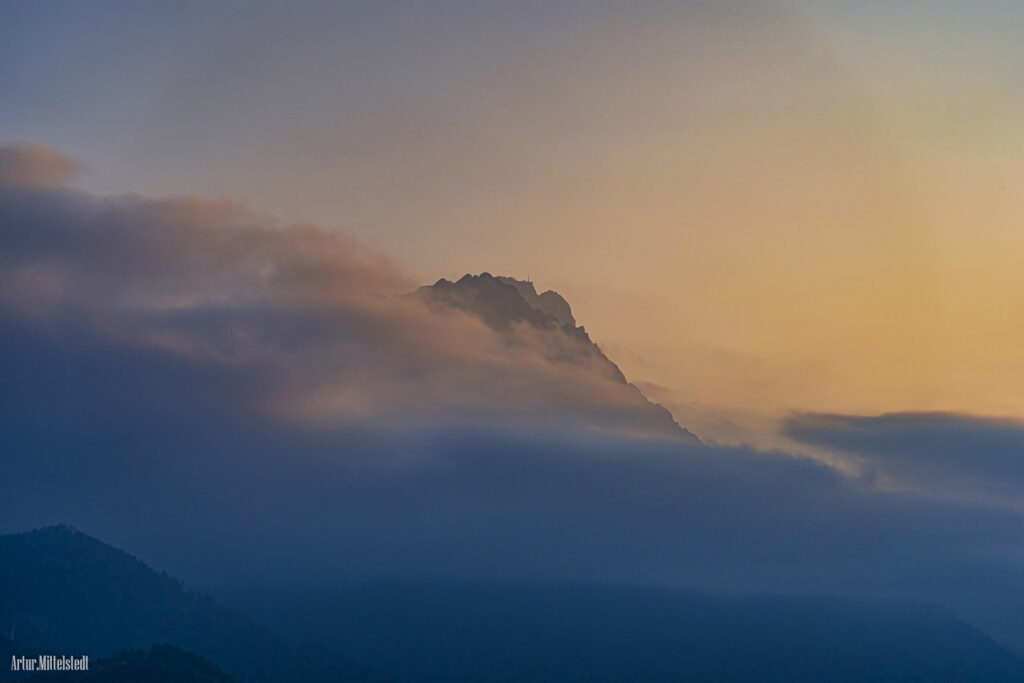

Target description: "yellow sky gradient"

left=15, top=1, right=1020, bottom=442
left=322, top=3, right=1023, bottom=440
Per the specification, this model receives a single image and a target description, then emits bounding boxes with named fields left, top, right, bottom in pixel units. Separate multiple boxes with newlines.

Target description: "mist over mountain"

left=3, top=0, right=1024, bottom=675
left=246, top=580, right=1024, bottom=683
left=0, top=145, right=697, bottom=441
left=415, top=273, right=696, bottom=441
left=5, top=143, right=1024, bottom=666
left=3, top=526, right=1023, bottom=683
left=0, top=526, right=382, bottom=683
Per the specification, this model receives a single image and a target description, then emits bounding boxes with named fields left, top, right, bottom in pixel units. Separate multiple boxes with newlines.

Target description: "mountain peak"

left=417, top=272, right=556, bottom=331
left=415, top=273, right=699, bottom=442
left=495, top=276, right=576, bottom=327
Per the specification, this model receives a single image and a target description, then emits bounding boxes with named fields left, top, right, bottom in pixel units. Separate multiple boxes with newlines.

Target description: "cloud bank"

left=0, top=143, right=688, bottom=438
left=3, top=143, right=1024, bottom=650
left=785, top=412, right=1024, bottom=507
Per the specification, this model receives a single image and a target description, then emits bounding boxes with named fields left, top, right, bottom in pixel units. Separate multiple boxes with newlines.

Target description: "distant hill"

left=6, top=526, right=1022, bottom=682
left=415, top=273, right=699, bottom=442
left=0, top=526, right=384, bottom=683
left=245, top=580, right=1024, bottom=683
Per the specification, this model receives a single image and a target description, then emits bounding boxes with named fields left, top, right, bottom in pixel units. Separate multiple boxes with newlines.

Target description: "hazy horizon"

left=3, top=2, right=1024, bottom=679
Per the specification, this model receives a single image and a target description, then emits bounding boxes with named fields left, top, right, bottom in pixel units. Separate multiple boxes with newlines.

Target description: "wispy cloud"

left=785, top=411, right=1024, bottom=508
left=0, top=143, right=80, bottom=188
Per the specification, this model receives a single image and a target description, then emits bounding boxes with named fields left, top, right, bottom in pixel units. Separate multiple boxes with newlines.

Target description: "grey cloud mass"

left=3, top=143, right=1024, bottom=651
left=0, top=143, right=687, bottom=438
left=785, top=412, right=1024, bottom=507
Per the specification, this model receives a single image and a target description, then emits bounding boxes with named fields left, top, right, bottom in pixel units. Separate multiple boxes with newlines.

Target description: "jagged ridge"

left=415, top=273, right=699, bottom=442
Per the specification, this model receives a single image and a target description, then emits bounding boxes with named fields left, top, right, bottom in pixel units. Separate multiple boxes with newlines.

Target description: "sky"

left=4, top=0, right=1024, bottom=653
left=4, top=0, right=1023, bottom=442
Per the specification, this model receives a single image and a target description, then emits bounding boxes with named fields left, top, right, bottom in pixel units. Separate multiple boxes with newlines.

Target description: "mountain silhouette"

left=0, top=525, right=384, bottom=683
left=416, top=273, right=699, bottom=442
left=495, top=277, right=576, bottom=328
left=3, top=527, right=1023, bottom=682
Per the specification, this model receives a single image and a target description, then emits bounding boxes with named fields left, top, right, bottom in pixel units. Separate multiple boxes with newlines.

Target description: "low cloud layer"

left=3, top=143, right=1024, bottom=651
left=0, top=143, right=687, bottom=438
left=785, top=412, right=1024, bottom=507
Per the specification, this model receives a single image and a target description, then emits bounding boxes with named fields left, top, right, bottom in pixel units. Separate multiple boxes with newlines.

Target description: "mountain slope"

left=495, top=277, right=576, bottom=328
left=0, top=526, right=383, bottom=683
left=415, top=273, right=698, bottom=442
